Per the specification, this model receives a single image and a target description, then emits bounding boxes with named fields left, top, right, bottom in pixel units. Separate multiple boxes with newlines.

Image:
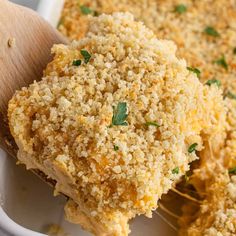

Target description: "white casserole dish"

left=0, top=1, right=177, bottom=235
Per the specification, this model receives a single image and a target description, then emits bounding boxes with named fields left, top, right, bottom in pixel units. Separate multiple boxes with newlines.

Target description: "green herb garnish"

left=172, top=167, right=179, bottom=174
left=187, top=67, right=201, bottom=78
left=80, top=50, right=91, bottom=64
left=114, top=145, right=119, bottom=151
left=229, top=167, right=236, bottom=174
left=145, top=122, right=160, bottom=127
left=204, top=26, right=220, bottom=37
left=175, top=4, right=187, bottom=14
left=214, top=55, right=228, bottom=70
left=80, top=5, right=93, bottom=15
left=205, top=79, right=221, bottom=87
left=72, top=59, right=82, bottom=66
left=226, top=91, right=236, bottom=100
left=111, top=102, right=128, bottom=126
left=188, top=143, right=198, bottom=153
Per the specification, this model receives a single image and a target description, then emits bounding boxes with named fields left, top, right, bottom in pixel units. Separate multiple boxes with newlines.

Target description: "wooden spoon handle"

left=0, top=0, right=67, bottom=114
left=0, top=0, right=67, bottom=161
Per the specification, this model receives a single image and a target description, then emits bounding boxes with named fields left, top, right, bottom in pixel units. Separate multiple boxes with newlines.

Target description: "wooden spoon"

left=0, top=0, right=67, bottom=184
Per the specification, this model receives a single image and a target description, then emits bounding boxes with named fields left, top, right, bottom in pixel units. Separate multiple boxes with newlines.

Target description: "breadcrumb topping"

left=8, top=13, right=225, bottom=235
left=59, top=0, right=236, bottom=89
left=57, top=0, right=236, bottom=235
left=7, top=37, right=16, bottom=48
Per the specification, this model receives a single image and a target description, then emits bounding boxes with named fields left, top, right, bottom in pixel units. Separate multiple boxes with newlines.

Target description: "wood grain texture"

left=0, top=0, right=67, bottom=187
left=0, top=0, right=67, bottom=112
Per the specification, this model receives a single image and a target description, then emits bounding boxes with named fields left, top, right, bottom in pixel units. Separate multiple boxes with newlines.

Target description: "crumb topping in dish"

left=56, top=1, right=236, bottom=234
left=59, top=0, right=236, bottom=89
left=9, top=12, right=226, bottom=236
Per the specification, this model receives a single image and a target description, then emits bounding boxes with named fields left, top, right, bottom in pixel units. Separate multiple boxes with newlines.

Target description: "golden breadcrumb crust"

left=58, top=2, right=236, bottom=234
left=8, top=13, right=225, bottom=236
left=59, top=0, right=236, bottom=88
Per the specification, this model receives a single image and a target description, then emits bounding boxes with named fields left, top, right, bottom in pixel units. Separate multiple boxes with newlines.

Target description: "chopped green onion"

left=175, top=4, right=187, bottom=14
left=110, top=102, right=128, bottom=126
left=204, top=26, right=220, bottom=37
left=145, top=122, right=160, bottom=127
left=72, top=59, right=82, bottom=66
left=80, top=5, right=93, bottom=15
left=214, top=55, right=228, bottom=70
left=187, top=67, right=201, bottom=78
left=229, top=167, right=236, bottom=175
left=205, top=79, right=221, bottom=87
left=80, top=50, right=91, bottom=64
left=188, top=143, right=198, bottom=153
left=172, top=167, right=179, bottom=174
left=114, top=145, right=119, bottom=151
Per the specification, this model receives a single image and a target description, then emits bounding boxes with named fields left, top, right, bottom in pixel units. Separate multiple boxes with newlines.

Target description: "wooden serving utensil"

left=0, top=0, right=67, bottom=184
